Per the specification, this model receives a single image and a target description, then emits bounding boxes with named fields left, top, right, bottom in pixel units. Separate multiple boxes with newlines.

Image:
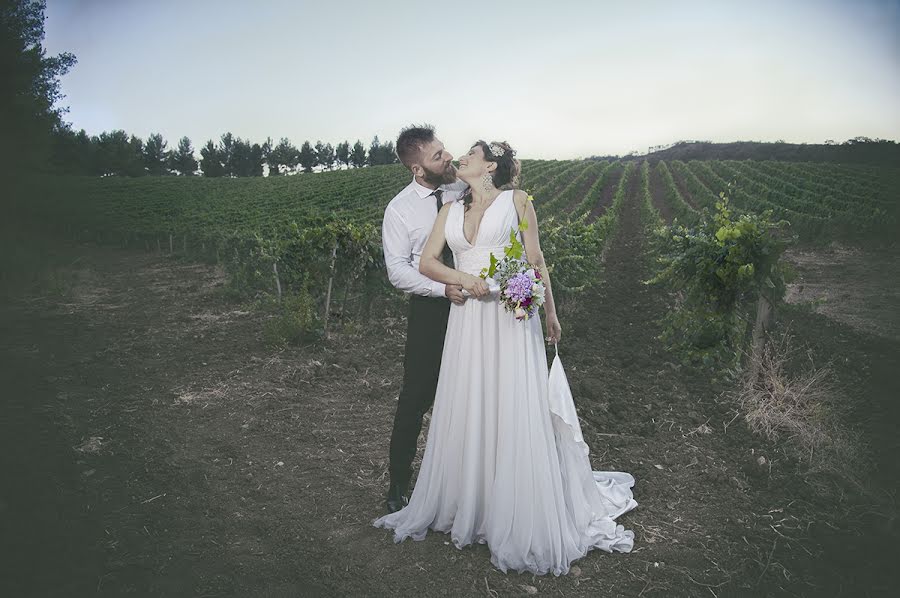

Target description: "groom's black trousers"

left=389, top=294, right=451, bottom=490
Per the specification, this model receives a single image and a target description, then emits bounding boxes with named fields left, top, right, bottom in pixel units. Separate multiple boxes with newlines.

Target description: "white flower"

left=525, top=268, right=536, bottom=279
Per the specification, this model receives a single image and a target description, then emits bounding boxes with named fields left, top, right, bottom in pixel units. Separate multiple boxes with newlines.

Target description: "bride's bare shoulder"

left=512, top=189, right=535, bottom=214
left=512, top=189, right=529, bottom=207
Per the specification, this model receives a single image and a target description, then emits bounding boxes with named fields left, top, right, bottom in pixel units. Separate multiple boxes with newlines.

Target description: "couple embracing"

left=371, top=125, right=637, bottom=577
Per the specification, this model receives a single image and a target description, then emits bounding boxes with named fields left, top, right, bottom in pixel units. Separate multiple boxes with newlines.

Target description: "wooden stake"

left=273, top=261, right=282, bottom=300
left=749, top=291, right=774, bottom=381
left=323, top=242, right=338, bottom=337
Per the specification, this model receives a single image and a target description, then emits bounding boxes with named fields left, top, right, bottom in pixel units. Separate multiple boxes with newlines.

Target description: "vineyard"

left=12, top=159, right=897, bottom=320
left=17, top=159, right=897, bottom=246
left=10, top=160, right=900, bottom=336
left=3, top=155, right=898, bottom=596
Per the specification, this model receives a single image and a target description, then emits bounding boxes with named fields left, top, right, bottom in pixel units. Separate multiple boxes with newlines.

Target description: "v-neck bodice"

left=444, top=190, right=525, bottom=275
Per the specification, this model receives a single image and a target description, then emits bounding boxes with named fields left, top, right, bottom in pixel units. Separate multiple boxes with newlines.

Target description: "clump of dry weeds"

left=736, top=329, right=868, bottom=491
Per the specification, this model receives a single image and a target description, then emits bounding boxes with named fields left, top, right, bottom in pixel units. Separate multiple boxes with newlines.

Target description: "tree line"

left=50, top=129, right=400, bottom=177
left=1, top=0, right=399, bottom=180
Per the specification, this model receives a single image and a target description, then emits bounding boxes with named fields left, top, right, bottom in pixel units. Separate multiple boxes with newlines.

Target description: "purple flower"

left=505, top=273, right=533, bottom=302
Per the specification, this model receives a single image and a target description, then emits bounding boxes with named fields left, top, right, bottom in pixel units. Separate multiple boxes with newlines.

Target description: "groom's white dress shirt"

left=382, top=176, right=469, bottom=298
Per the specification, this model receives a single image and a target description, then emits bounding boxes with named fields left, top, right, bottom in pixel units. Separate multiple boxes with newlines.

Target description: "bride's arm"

left=514, top=190, right=561, bottom=343
left=420, top=203, right=490, bottom=297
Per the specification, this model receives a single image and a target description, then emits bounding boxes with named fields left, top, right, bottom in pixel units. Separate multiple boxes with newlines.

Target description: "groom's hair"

left=396, top=124, right=436, bottom=169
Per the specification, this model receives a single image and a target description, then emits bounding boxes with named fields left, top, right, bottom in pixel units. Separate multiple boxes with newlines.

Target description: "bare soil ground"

left=1, top=182, right=897, bottom=596
left=668, top=168, right=700, bottom=210
left=587, top=166, right=624, bottom=223
left=647, top=166, right=675, bottom=224
left=784, top=244, right=900, bottom=343
left=559, top=168, right=603, bottom=215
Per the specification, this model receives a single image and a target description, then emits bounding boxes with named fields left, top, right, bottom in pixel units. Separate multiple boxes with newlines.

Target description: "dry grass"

left=735, top=329, right=868, bottom=489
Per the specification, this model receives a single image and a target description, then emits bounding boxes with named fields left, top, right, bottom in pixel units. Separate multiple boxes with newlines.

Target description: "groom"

left=382, top=125, right=468, bottom=513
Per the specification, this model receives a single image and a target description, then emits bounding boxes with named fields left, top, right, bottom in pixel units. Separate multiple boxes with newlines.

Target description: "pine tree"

left=143, top=133, right=170, bottom=175
left=367, top=136, right=381, bottom=167
left=219, top=132, right=235, bottom=176
left=335, top=141, right=350, bottom=168
left=313, top=140, right=326, bottom=171
left=381, top=140, right=398, bottom=165
left=249, top=142, right=264, bottom=177
left=170, top=136, right=197, bottom=176
left=200, top=140, right=224, bottom=177
left=320, top=142, right=335, bottom=170
left=350, top=140, right=366, bottom=168
left=298, top=141, right=316, bottom=173
left=269, top=137, right=299, bottom=175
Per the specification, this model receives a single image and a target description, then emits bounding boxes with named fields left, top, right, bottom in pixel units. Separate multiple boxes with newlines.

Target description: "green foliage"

left=350, top=140, right=366, bottom=168
left=639, top=160, right=664, bottom=234
left=528, top=163, right=634, bottom=299
left=647, top=194, right=791, bottom=373
left=298, top=141, right=316, bottom=172
left=215, top=217, right=382, bottom=338
left=262, top=288, right=321, bottom=347
left=655, top=161, right=698, bottom=223
left=540, top=212, right=606, bottom=296
left=143, top=133, right=170, bottom=175
left=200, top=140, right=224, bottom=177
left=266, top=137, right=299, bottom=176
left=335, top=141, right=350, bottom=168
left=0, top=0, right=77, bottom=175
left=217, top=133, right=264, bottom=177
left=170, top=136, right=198, bottom=176
left=366, top=136, right=398, bottom=166
left=94, top=130, right=145, bottom=176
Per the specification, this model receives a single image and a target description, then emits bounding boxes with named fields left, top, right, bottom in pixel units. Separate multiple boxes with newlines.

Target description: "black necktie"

left=431, top=189, right=454, bottom=268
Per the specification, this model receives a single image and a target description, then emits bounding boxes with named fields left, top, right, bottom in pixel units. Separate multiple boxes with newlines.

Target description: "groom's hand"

left=445, top=284, right=467, bottom=305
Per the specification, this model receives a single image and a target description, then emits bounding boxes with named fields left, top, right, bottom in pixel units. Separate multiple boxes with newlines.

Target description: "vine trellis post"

left=323, top=241, right=339, bottom=337
left=272, top=261, right=282, bottom=300
left=748, top=289, right=776, bottom=382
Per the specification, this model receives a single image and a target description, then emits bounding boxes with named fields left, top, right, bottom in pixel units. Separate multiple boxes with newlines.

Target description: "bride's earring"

left=482, top=173, right=493, bottom=190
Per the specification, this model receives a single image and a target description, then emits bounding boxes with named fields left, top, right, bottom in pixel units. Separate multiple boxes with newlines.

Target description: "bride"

left=372, top=140, right=637, bottom=576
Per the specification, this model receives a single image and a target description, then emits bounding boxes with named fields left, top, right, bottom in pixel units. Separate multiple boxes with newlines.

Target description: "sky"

left=43, top=0, right=900, bottom=160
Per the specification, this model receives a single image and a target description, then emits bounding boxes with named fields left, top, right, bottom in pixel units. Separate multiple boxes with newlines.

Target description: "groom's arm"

left=382, top=205, right=447, bottom=298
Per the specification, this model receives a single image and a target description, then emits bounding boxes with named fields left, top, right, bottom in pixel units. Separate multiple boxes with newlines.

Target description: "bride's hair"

left=462, top=140, right=522, bottom=211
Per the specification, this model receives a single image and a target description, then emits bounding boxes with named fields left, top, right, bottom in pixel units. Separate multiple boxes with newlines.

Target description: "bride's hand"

left=546, top=312, right=561, bottom=344
left=459, top=273, right=490, bottom=298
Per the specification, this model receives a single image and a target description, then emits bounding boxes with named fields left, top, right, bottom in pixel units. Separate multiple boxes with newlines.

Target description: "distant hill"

left=595, top=138, right=900, bottom=167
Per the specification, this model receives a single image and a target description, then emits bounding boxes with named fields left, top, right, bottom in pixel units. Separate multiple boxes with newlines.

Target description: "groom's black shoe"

left=385, top=480, right=409, bottom=514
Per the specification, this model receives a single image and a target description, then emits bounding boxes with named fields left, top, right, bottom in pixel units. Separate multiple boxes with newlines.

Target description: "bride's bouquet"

left=480, top=214, right=546, bottom=321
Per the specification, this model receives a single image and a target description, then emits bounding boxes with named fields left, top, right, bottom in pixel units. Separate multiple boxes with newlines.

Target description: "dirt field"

left=1, top=181, right=897, bottom=596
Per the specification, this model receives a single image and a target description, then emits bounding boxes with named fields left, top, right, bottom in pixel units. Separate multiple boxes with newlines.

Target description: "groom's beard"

left=422, top=163, right=457, bottom=187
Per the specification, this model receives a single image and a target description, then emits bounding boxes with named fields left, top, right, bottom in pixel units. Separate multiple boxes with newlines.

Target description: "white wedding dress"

left=372, top=190, right=637, bottom=576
